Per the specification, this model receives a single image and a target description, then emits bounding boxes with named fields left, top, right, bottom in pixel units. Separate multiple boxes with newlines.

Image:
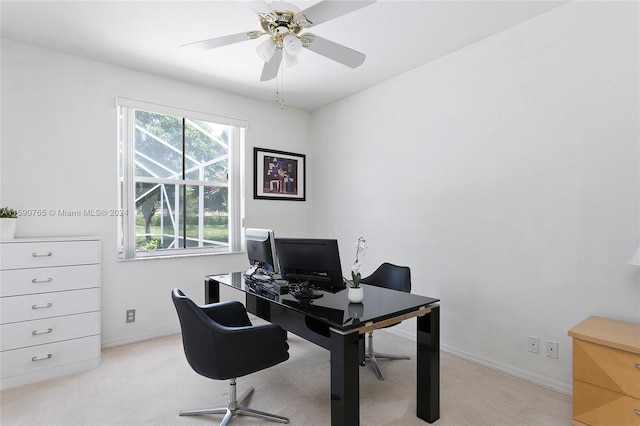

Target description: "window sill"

left=117, top=250, right=243, bottom=262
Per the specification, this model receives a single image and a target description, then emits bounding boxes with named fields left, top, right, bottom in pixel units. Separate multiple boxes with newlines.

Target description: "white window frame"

left=116, top=97, right=246, bottom=260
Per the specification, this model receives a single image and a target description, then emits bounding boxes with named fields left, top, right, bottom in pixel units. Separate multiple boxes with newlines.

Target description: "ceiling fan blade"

left=260, top=49, right=283, bottom=81
left=297, top=0, right=376, bottom=27
left=181, top=32, right=256, bottom=52
left=241, top=0, right=275, bottom=16
left=305, top=35, right=366, bottom=68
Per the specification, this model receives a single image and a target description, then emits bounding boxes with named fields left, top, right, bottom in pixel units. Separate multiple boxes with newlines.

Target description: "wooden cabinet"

left=0, top=237, right=101, bottom=389
left=568, top=316, right=640, bottom=426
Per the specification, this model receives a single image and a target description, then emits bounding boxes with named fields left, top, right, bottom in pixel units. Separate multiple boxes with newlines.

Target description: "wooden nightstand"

left=568, top=316, right=640, bottom=426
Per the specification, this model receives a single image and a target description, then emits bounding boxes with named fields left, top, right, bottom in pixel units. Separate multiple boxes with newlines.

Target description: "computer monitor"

left=245, top=228, right=278, bottom=276
left=275, top=238, right=345, bottom=290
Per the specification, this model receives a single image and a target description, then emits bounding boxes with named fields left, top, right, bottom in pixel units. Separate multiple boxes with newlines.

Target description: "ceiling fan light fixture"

left=282, top=33, right=302, bottom=55
left=256, top=38, right=277, bottom=62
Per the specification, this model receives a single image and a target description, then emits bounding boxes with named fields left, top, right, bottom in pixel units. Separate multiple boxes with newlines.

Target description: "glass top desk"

left=205, top=272, right=440, bottom=426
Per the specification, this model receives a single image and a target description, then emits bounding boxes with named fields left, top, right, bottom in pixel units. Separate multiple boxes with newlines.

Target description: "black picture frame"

left=254, top=147, right=306, bottom=201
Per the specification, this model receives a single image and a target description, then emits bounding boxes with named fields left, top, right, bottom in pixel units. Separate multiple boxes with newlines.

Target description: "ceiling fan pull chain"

left=281, top=63, right=285, bottom=109
left=277, top=56, right=285, bottom=110
left=275, top=60, right=280, bottom=105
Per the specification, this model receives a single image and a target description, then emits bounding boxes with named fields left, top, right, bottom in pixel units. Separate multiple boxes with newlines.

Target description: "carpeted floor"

left=0, top=327, right=572, bottom=425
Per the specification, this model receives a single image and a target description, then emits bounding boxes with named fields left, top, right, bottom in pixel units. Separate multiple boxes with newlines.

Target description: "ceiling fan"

left=182, top=0, right=376, bottom=82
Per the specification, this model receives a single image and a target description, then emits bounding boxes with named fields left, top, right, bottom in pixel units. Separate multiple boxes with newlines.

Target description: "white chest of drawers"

left=0, top=237, right=101, bottom=389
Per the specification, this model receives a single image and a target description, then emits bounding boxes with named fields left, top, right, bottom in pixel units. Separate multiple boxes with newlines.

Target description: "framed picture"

left=254, top=147, right=306, bottom=201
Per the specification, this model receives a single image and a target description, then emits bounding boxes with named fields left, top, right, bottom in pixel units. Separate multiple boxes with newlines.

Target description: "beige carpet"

left=0, top=326, right=572, bottom=425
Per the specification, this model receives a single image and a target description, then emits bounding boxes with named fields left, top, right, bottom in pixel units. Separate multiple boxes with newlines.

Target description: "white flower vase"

left=347, top=286, right=364, bottom=303
left=0, top=218, right=17, bottom=240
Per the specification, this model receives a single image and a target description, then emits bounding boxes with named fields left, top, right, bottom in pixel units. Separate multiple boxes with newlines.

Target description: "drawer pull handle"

left=635, top=364, right=640, bottom=369
left=31, top=354, right=52, bottom=362
left=31, top=303, right=52, bottom=309
left=32, top=328, right=53, bottom=335
left=32, top=278, right=53, bottom=283
left=31, top=252, right=53, bottom=257
left=635, top=409, right=640, bottom=416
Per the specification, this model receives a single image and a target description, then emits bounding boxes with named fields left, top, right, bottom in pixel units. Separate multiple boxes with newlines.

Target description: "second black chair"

left=171, top=289, right=290, bottom=425
left=360, top=262, right=412, bottom=381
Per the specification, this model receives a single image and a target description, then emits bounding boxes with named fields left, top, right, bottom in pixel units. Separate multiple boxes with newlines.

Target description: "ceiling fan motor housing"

left=259, top=7, right=309, bottom=46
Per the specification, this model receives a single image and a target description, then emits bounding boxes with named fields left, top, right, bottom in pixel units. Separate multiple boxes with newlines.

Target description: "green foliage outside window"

left=133, top=110, right=231, bottom=251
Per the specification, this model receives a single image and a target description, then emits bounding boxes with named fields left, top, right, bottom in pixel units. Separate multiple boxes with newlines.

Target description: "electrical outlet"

left=528, top=336, right=539, bottom=354
left=546, top=340, right=558, bottom=358
left=126, top=309, right=136, bottom=323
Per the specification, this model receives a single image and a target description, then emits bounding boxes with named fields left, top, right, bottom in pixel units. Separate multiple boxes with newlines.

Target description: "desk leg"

left=330, top=330, right=360, bottom=426
left=417, top=305, right=440, bottom=423
left=204, top=277, right=220, bottom=304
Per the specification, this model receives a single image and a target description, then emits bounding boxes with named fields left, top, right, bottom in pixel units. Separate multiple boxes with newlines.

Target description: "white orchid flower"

left=354, top=237, right=367, bottom=262
left=350, top=237, right=367, bottom=288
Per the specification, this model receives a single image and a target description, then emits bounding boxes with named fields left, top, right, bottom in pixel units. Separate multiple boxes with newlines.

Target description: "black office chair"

left=360, top=262, right=412, bottom=381
left=171, top=289, right=290, bottom=425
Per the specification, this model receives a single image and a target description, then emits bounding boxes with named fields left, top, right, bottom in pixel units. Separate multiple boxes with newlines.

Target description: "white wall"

left=0, top=39, right=312, bottom=347
left=310, top=1, right=639, bottom=393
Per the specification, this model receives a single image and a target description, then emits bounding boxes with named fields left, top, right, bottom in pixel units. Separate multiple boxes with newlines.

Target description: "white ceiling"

left=1, top=1, right=568, bottom=111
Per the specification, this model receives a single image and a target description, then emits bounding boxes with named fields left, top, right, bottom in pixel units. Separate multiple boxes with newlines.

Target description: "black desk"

left=205, top=272, right=440, bottom=426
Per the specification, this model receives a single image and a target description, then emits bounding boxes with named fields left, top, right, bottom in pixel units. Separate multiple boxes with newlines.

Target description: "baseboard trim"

left=386, top=327, right=572, bottom=396
left=101, top=328, right=180, bottom=349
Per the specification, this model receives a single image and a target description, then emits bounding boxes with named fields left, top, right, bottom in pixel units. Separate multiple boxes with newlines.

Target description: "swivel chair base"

left=364, top=331, right=410, bottom=381
left=180, top=378, right=289, bottom=425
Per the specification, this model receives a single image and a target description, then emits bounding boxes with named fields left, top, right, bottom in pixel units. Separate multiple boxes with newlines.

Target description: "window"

left=117, top=98, right=246, bottom=260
